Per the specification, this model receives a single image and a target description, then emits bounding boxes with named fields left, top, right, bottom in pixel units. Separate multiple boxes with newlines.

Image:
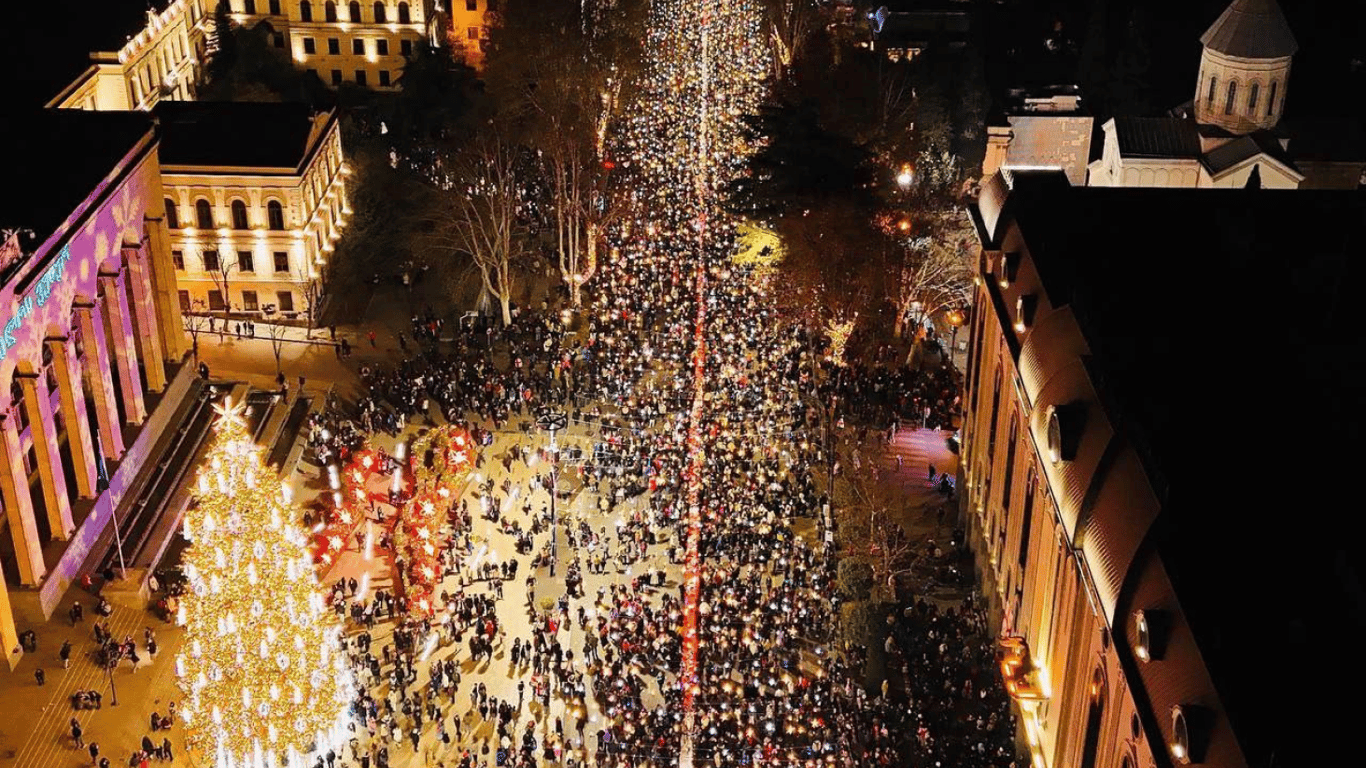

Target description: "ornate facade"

left=0, top=111, right=189, bottom=665
left=48, top=0, right=213, bottom=111
left=157, top=102, right=348, bottom=322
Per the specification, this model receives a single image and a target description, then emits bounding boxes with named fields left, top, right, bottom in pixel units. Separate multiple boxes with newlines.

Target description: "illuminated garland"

left=176, top=399, right=351, bottom=768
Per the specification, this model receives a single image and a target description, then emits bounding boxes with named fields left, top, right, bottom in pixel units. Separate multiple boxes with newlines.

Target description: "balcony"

left=998, top=635, right=1047, bottom=702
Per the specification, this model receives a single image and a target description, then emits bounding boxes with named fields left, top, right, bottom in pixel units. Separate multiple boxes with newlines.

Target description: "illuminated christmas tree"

left=175, top=398, right=351, bottom=768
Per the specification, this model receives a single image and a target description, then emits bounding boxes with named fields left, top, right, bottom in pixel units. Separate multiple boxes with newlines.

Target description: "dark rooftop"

left=1006, top=173, right=1366, bottom=767
left=1199, top=0, right=1299, bottom=60
left=155, top=102, right=326, bottom=170
left=1202, top=130, right=1297, bottom=174
left=1112, top=116, right=1203, bottom=158
left=0, top=110, right=155, bottom=249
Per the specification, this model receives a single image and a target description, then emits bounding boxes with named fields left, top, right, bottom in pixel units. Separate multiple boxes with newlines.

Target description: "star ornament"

left=212, top=397, right=248, bottom=433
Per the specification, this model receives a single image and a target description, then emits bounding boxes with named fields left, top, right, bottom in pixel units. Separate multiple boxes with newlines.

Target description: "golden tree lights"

left=176, top=398, right=351, bottom=768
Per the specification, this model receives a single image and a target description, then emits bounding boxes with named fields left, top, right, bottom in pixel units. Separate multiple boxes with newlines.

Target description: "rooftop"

left=154, top=102, right=330, bottom=171
left=1111, top=117, right=1203, bottom=158
left=1200, top=0, right=1299, bottom=60
left=0, top=110, right=155, bottom=253
left=1003, top=172, right=1366, bottom=766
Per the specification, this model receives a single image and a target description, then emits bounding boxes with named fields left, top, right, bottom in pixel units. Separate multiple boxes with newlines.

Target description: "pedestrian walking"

left=89, top=741, right=100, bottom=765
left=368, top=330, right=377, bottom=347
left=71, top=718, right=84, bottom=748
left=61, top=639, right=72, bottom=668
left=34, top=667, right=45, bottom=686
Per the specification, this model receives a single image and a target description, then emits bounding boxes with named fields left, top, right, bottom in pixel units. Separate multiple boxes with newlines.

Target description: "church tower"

left=1193, top=0, right=1297, bottom=134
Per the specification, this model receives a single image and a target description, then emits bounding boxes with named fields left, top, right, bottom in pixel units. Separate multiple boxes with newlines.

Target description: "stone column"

left=142, top=216, right=188, bottom=361
left=0, top=414, right=45, bottom=585
left=17, top=372, right=72, bottom=540
left=0, top=568, right=18, bottom=670
left=75, top=302, right=125, bottom=460
left=122, top=244, right=166, bottom=392
left=99, top=272, right=145, bottom=425
left=47, top=337, right=97, bottom=499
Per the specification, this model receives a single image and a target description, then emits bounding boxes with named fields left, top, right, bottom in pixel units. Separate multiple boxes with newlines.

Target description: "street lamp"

left=896, top=163, right=914, bottom=189
left=535, top=409, right=569, bottom=577
left=946, top=308, right=966, bottom=369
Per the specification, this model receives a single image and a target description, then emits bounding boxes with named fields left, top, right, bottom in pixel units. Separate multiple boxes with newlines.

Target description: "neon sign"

left=0, top=245, right=72, bottom=360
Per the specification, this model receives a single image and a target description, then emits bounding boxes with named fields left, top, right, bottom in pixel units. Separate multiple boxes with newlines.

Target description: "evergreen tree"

left=176, top=399, right=350, bottom=767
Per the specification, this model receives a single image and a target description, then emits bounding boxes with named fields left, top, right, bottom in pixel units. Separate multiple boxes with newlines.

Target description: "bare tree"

left=183, top=299, right=213, bottom=361
left=205, top=251, right=238, bottom=326
left=424, top=135, right=528, bottom=327
left=295, top=269, right=325, bottom=333
left=265, top=320, right=289, bottom=375
left=890, top=209, right=975, bottom=339
left=765, top=0, right=814, bottom=81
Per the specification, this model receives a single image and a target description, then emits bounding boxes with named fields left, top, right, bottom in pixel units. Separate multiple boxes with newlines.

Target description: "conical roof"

left=1200, top=0, right=1298, bottom=59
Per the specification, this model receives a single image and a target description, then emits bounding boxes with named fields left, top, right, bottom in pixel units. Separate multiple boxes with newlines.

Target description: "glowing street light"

left=896, top=163, right=914, bottom=189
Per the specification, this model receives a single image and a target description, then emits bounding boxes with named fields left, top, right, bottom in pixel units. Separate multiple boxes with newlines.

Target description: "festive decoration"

left=392, top=425, right=476, bottom=615
left=176, top=398, right=351, bottom=768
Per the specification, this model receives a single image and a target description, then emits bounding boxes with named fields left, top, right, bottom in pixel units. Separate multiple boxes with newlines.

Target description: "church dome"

left=1194, top=0, right=1296, bottom=134
left=1199, top=0, right=1298, bottom=60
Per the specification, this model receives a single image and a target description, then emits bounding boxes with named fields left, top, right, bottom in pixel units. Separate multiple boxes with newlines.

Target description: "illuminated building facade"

left=222, top=0, right=461, bottom=87
left=47, top=0, right=213, bottom=111
left=157, top=102, right=347, bottom=322
left=0, top=111, right=190, bottom=666
left=962, top=169, right=1365, bottom=768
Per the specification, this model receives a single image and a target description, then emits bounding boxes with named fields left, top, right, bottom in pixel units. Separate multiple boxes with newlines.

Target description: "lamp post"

left=946, top=308, right=966, bottom=370
left=535, top=409, right=569, bottom=577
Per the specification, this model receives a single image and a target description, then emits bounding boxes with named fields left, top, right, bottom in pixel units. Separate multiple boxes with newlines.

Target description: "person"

left=147, top=574, right=159, bottom=594
left=160, top=737, right=172, bottom=762
left=198, top=361, right=210, bottom=380
left=34, top=667, right=45, bottom=686
left=71, top=718, right=84, bottom=748
left=70, top=602, right=84, bottom=625
left=60, top=639, right=72, bottom=668
left=89, top=741, right=100, bottom=765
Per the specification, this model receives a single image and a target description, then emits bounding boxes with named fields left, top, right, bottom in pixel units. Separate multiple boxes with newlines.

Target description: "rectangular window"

left=1268, top=82, right=1278, bottom=117
left=466, top=0, right=476, bottom=10
left=274, top=252, right=290, bottom=273
left=242, top=290, right=259, bottom=312
left=238, top=251, right=255, bottom=273
left=376, top=38, right=389, bottom=55
left=400, top=39, right=412, bottom=56
left=1018, top=475, right=1036, bottom=570
left=203, top=250, right=220, bottom=272
left=304, top=37, right=316, bottom=54
left=269, top=0, right=281, bottom=13
left=1248, top=82, right=1260, bottom=113
left=353, top=38, right=365, bottom=55
left=379, top=70, right=391, bottom=87
left=1002, top=416, right=1017, bottom=507
left=356, top=69, right=368, bottom=86
left=328, top=38, right=340, bottom=55
left=178, top=290, right=191, bottom=313
left=243, top=0, right=257, bottom=13
left=1207, top=76, right=1216, bottom=108
left=467, top=27, right=478, bottom=40
left=331, top=69, right=343, bottom=85
left=278, top=291, right=296, bottom=312
left=172, top=250, right=185, bottom=270
left=274, top=32, right=286, bottom=48
left=208, top=289, right=225, bottom=311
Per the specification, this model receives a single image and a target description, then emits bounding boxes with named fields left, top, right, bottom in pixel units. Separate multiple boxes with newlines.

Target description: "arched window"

left=195, top=199, right=214, bottom=229
left=349, top=1, right=361, bottom=21
left=1224, top=80, right=1237, bottom=116
left=230, top=199, right=250, bottom=230
left=1248, top=82, right=1260, bottom=114
left=300, top=0, right=312, bottom=21
left=1206, top=76, right=1216, bottom=108
left=164, top=198, right=180, bottom=229
left=398, top=1, right=410, bottom=23
left=1268, top=81, right=1278, bottom=117
left=267, top=200, right=286, bottom=230
left=325, top=1, right=337, bottom=22
left=373, top=1, right=386, bottom=22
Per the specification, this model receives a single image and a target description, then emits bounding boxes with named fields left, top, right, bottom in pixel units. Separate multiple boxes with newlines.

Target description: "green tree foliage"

left=391, top=42, right=478, bottom=149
